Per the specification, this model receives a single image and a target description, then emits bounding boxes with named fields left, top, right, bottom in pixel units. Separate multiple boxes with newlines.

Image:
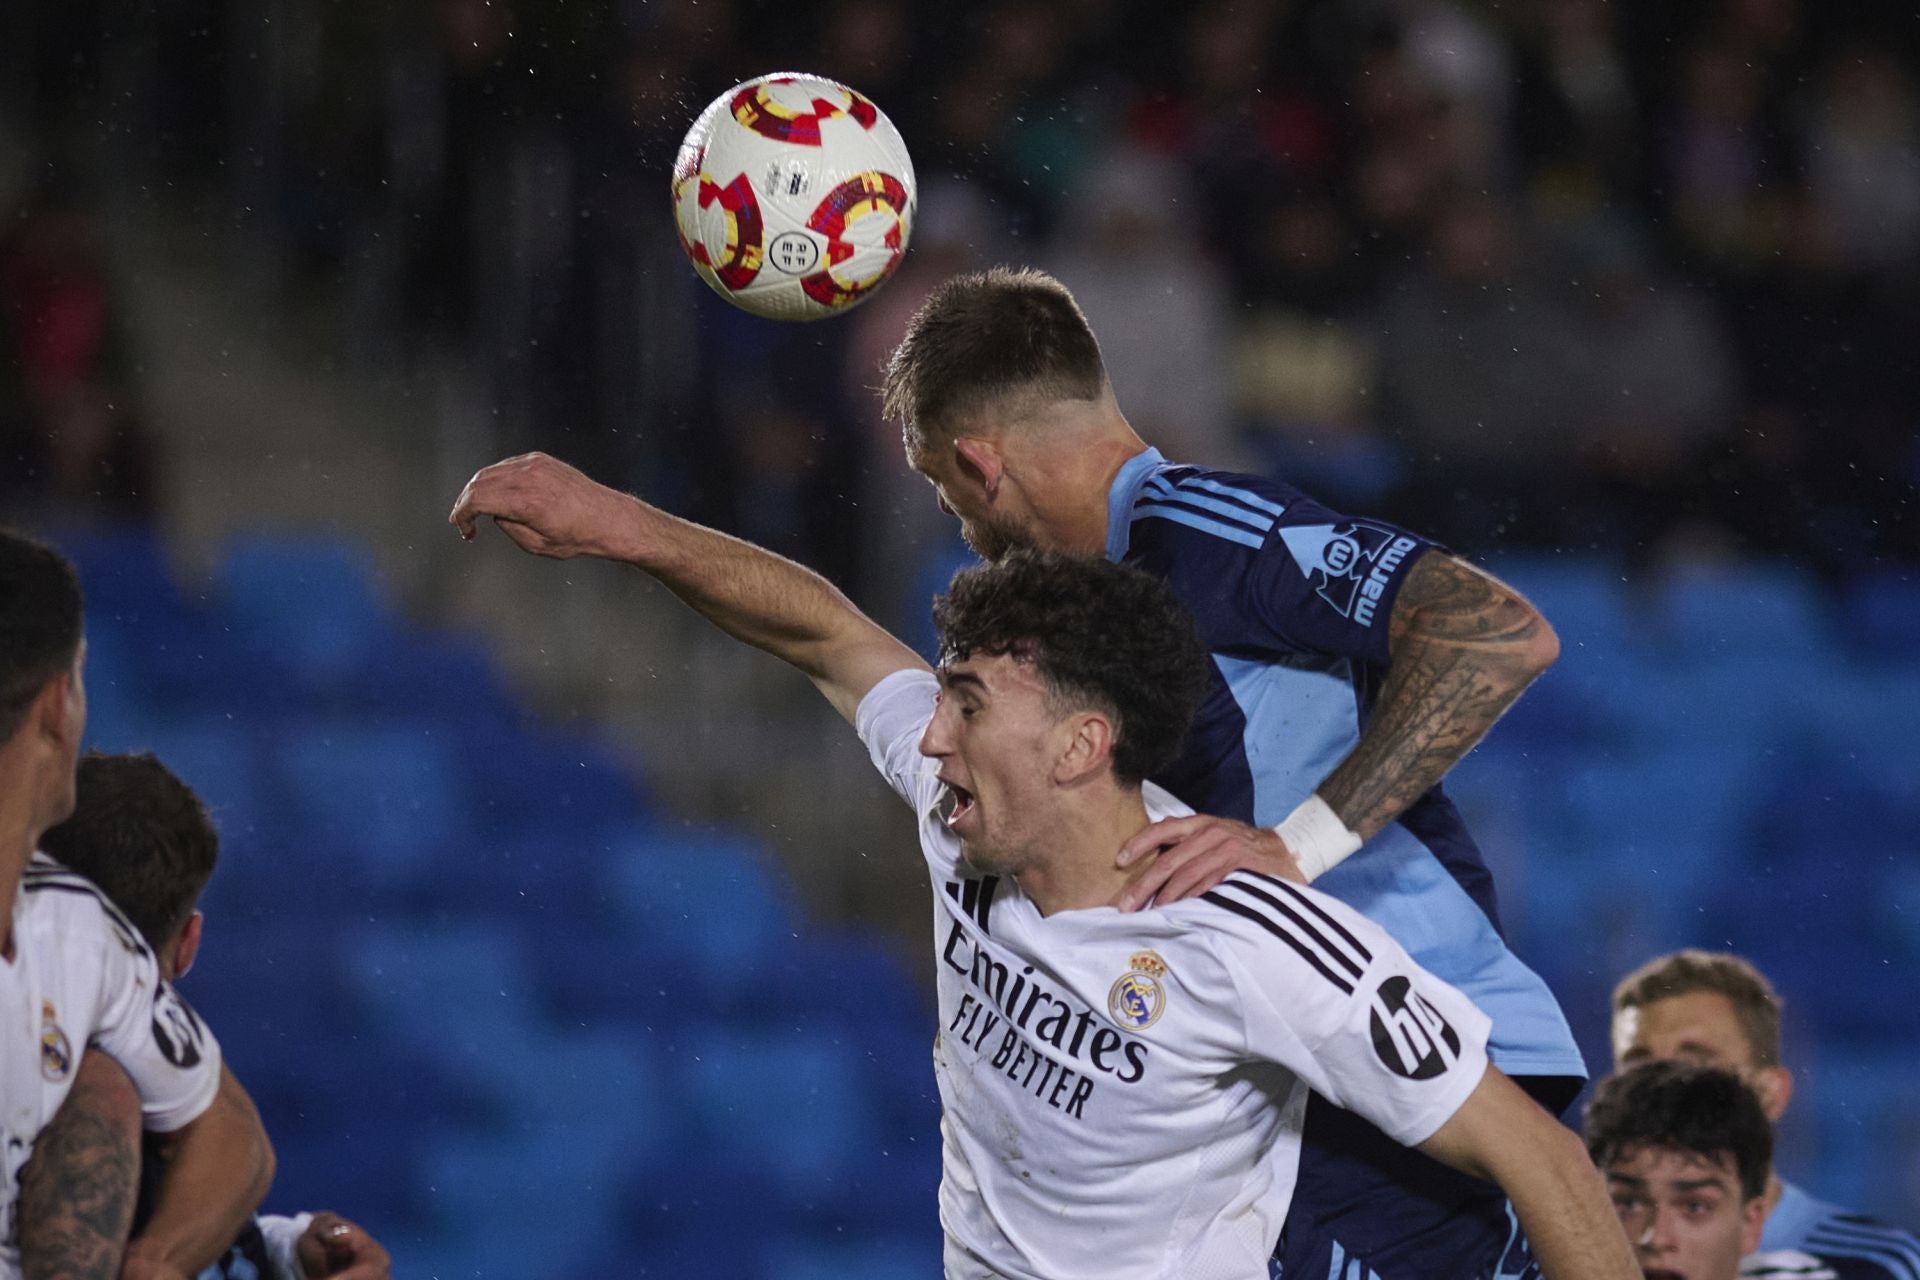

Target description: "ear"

left=32, top=671, right=82, bottom=752
left=1739, top=1192, right=1769, bottom=1255
left=953, top=437, right=1006, bottom=498
left=1752, top=1065, right=1793, bottom=1123
left=171, top=911, right=204, bottom=981
left=1053, top=710, right=1116, bottom=786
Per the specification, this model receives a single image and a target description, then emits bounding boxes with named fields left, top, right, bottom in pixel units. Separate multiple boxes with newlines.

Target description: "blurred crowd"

left=4, top=0, right=1918, bottom=599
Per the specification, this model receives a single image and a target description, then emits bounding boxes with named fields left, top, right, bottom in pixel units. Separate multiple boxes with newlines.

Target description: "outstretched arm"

left=1418, top=1066, right=1638, bottom=1280
left=1116, top=552, right=1554, bottom=908
left=449, top=452, right=925, bottom=722
left=19, top=1051, right=140, bottom=1280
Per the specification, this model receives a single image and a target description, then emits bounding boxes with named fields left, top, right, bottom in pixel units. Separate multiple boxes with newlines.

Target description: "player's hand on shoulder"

left=449, top=451, right=629, bottom=559
left=1112, top=815, right=1305, bottom=912
left=296, top=1212, right=391, bottom=1280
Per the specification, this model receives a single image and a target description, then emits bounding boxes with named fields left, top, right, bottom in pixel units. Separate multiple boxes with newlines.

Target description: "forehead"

left=1616, top=991, right=1754, bottom=1062
left=1607, top=1144, right=1741, bottom=1192
left=940, top=651, right=1052, bottom=702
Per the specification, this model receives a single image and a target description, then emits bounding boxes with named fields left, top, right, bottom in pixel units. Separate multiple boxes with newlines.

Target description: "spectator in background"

left=0, top=188, right=159, bottom=524
left=1612, top=950, right=1920, bottom=1277
left=1583, top=1061, right=1792, bottom=1280
left=1045, top=142, right=1239, bottom=468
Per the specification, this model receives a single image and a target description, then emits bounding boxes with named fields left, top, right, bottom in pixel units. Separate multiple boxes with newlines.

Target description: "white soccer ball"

left=672, top=72, right=916, bottom=322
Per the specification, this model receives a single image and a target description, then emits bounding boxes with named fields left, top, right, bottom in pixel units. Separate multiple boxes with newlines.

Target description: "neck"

left=1018, top=420, right=1148, bottom=556
left=1013, top=785, right=1160, bottom=916
left=0, top=754, right=44, bottom=960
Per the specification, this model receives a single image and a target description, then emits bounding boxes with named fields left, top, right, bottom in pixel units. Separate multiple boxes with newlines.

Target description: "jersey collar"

left=1104, top=447, right=1166, bottom=562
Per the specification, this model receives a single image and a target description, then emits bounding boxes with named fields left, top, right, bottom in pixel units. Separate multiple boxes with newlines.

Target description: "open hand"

left=1112, top=815, right=1305, bottom=912
left=297, top=1212, right=391, bottom=1280
left=448, top=451, right=629, bottom=559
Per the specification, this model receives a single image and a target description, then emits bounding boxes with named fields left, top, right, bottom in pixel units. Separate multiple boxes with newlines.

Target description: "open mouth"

left=1642, top=1270, right=1685, bottom=1280
left=941, top=781, right=977, bottom=829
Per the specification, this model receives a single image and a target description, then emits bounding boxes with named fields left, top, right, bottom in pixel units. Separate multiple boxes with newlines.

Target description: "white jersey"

left=856, top=671, right=1492, bottom=1280
left=0, top=855, right=223, bottom=1271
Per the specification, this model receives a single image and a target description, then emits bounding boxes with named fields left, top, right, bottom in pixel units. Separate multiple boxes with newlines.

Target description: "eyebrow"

left=1669, top=1178, right=1733, bottom=1193
left=938, top=669, right=986, bottom=694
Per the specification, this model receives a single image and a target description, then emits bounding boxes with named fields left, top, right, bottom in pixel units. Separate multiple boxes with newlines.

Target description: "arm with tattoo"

left=19, top=1051, right=140, bottom=1280
left=1318, top=551, right=1558, bottom=841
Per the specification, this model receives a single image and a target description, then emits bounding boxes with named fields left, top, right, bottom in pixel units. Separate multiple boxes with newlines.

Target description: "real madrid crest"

left=1108, top=949, right=1169, bottom=1030
left=40, top=1001, right=72, bottom=1083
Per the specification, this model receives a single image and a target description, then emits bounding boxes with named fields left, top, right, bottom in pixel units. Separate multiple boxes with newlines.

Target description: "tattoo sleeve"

left=1317, top=551, right=1557, bottom=842
left=19, top=1053, right=141, bottom=1280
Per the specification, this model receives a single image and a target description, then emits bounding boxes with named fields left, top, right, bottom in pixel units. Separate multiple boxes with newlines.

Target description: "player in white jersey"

left=450, top=451, right=1638, bottom=1280
left=0, top=529, right=274, bottom=1279
left=31, top=751, right=391, bottom=1280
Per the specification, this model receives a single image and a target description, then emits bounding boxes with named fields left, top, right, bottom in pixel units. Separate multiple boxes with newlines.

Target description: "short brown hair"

left=40, top=752, right=218, bottom=949
left=1612, top=950, right=1783, bottom=1067
left=881, top=267, right=1107, bottom=453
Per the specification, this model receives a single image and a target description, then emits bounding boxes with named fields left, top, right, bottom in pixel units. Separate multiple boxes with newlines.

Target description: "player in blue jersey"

left=1613, top=950, right=1920, bottom=1280
left=880, top=267, right=1582, bottom=1278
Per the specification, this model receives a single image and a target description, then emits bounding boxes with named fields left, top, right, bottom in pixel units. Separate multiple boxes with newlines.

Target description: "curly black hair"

left=931, top=550, right=1209, bottom=787
left=1584, top=1061, right=1773, bottom=1200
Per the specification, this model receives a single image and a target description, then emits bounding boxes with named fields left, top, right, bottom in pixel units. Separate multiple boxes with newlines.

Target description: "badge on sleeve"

left=40, top=1001, right=72, bottom=1082
left=1279, top=522, right=1422, bottom=628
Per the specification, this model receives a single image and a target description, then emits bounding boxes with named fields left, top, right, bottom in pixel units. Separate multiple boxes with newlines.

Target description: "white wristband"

left=1273, top=794, right=1363, bottom=882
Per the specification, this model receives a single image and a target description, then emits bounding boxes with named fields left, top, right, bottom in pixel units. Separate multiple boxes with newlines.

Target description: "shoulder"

left=1803, top=1208, right=1920, bottom=1275
left=1126, top=465, right=1292, bottom=565
left=1161, top=870, right=1378, bottom=1000
left=22, top=854, right=153, bottom=966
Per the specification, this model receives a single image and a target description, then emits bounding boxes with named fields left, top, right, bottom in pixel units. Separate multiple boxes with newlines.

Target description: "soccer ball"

left=672, top=73, right=916, bottom=322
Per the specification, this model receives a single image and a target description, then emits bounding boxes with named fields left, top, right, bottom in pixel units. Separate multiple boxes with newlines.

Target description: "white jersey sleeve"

left=256, top=1213, right=314, bottom=1280
left=90, top=938, right=222, bottom=1134
left=1206, top=871, right=1491, bottom=1147
left=855, top=667, right=943, bottom=815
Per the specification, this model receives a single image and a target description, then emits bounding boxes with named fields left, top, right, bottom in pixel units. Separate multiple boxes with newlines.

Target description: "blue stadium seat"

left=338, top=921, right=541, bottom=1067
left=1646, top=563, right=1832, bottom=667
left=1485, top=555, right=1638, bottom=658
left=44, top=524, right=195, bottom=622
left=599, top=826, right=793, bottom=1012
left=271, top=718, right=474, bottom=888
left=676, top=1024, right=881, bottom=1199
left=1841, top=570, right=1920, bottom=663
left=770, top=1236, right=946, bottom=1280
left=218, top=535, right=395, bottom=691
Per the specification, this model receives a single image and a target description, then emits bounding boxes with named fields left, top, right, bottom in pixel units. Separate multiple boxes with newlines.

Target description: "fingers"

left=302, top=1213, right=391, bottom=1279
left=1115, top=815, right=1209, bottom=867
left=447, top=452, right=549, bottom=541
left=1153, top=834, right=1243, bottom=905
left=1113, top=848, right=1183, bottom=913
left=1115, top=817, right=1294, bottom=911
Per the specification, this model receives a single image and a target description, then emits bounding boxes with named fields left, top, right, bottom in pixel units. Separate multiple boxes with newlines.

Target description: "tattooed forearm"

left=1318, top=552, right=1558, bottom=841
left=20, top=1054, right=140, bottom=1280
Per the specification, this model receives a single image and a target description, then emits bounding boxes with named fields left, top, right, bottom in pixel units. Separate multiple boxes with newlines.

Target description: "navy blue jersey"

left=1105, top=449, right=1583, bottom=1079
left=1760, top=1182, right=1920, bottom=1280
